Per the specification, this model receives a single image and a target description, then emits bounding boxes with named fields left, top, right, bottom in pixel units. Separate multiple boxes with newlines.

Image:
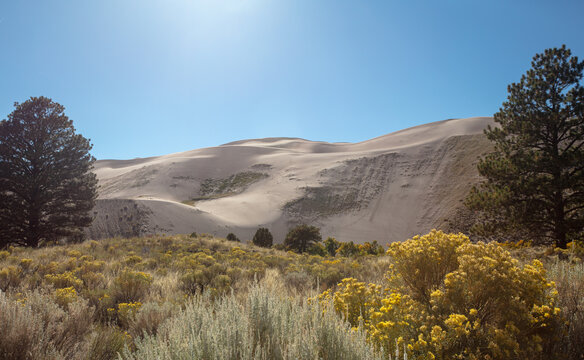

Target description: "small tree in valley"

left=252, top=227, right=273, bottom=248
left=284, top=224, right=322, bottom=253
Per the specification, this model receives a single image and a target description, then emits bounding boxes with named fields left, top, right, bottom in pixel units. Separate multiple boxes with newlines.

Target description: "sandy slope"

left=89, top=117, right=494, bottom=244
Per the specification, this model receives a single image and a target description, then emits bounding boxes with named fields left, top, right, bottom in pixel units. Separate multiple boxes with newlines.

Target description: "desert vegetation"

left=0, top=231, right=582, bottom=359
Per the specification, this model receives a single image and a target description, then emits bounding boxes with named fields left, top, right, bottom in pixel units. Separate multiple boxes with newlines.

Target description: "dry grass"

left=0, top=234, right=388, bottom=359
left=0, top=233, right=581, bottom=359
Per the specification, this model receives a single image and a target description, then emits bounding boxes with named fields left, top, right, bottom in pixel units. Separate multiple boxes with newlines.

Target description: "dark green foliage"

left=324, top=237, right=340, bottom=256
left=0, top=97, right=98, bottom=248
left=307, top=242, right=327, bottom=256
left=284, top=224, right=322, bottom=253
left=252, top=227, right=273, bottom=248
left=226, top=232, right=239, bottom=242
left=190, top=232, right=198, bottom=238
left=467, top=46, right=584, bottom=248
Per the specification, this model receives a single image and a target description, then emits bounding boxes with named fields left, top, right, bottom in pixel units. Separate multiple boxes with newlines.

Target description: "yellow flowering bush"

left=386, top=230, right=469, bottom=303
left=316, top=230, right=563, bottom=359
left=124, top=254, right=143, bottom=266
left=45, top=271, right=84, bottom=290
left=111, top=270, right=152, bottom=303
left=67, top=250, right=82, bottom=258
left=0, top=266, right=22, bottom=291
left=117, top=301, right=143, bottom=328
left=54, top=286, right=78, bottom=307
left=317, top=278, right=383, bottom=328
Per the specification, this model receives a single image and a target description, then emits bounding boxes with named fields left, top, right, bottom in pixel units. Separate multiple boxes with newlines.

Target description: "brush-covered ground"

left=0, top=232, right=582, bottom=360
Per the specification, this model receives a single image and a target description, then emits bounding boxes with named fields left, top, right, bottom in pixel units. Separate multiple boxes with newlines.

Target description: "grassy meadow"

left=0, top=232, right=582, bottom=359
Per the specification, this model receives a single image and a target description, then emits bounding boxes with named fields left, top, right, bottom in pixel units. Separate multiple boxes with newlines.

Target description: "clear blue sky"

left=2, top=1, right=583, bottom=160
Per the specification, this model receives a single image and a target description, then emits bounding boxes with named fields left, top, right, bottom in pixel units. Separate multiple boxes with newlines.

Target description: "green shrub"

left=226, top=233, right=240, bottom=242
left=324, top=237, right=340, bottom=257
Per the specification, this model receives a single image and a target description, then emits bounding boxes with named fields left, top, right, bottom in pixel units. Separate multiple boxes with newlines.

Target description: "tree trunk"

left=553, top=193, right=567, bottom=249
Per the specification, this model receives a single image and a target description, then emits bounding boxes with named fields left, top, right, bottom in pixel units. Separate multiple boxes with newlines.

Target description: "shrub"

left=0, top=266, right=22, bottom=291
left=252, top=227, right=273, bottom=248
left=226, top=232, right=240, bottom=242
left=308, top=242, right=327, bottom=256
left=88, top=326, right=130, bottom=360
left=0, top=290, right=94, bottom=359
left=125, top=281, right=382, bottom=360
left=358, top=241, right=385, bottom=256
left=179, top=269, right=207, bottom=295
left=336, top=241, right=360, bottom=257
left=124, top=255, right=143, bottom=266
left=111, top=270, right=153, bottom=303
left=117, top=302, right=143, bottom=329
left=54, top=287, right=78, bottom=308
left=45, top=271, right=84, bottom=290
left=386, top=230, right=468, bottom=303
left=324, top=237, right=340, bottom=256
left=548, top=260, right=584, bottom=359
left=128, top=301, right=177, bottom=338
left=318, top=230, right=563, bottom=359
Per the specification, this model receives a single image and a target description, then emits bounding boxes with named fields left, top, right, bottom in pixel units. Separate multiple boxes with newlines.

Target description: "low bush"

left=226, top=233, right=240, bottom=242
left=111, top=270, right=153, bottom=303
left=124, top=281, right=382, bottom=360
left=317, top=230, right=564, bottom=359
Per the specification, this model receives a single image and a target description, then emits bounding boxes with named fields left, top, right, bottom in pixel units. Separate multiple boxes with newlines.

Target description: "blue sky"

left=1, top=0, right=583, bottom=160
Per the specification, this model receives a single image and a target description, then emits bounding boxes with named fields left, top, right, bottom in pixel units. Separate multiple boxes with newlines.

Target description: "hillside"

left=88, top=117, right=494, bottom=243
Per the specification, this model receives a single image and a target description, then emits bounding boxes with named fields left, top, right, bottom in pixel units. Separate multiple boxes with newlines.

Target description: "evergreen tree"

left=252, top=227, right=273, bottom=248
left=466, top=46, right=584, bottom=248
left=226, top=232, right=240, bottom=242
left=284, top=224, right=322, bottom=253
left=0, top=97, right=98, bottom=248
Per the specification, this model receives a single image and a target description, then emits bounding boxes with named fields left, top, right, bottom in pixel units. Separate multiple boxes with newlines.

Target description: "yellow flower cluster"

left=315, top=230, right=563, bottom=359
left=118, top=301, right=143, bottom=317
left=45, top=271, right=83, bottom=289
left=54, top=286, right=78, bottom=307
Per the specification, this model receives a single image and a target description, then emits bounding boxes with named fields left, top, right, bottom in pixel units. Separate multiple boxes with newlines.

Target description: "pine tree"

left=466, top=46, right=584, bottom=248
left=284, top=224, right=322, bottom=253
left=0, top=97, right=98, bottom=248
left=252, top=227, right=273, bottom=248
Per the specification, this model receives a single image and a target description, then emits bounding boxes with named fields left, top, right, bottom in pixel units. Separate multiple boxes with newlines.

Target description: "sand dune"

left=88, top=117, right=494, bottom=244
